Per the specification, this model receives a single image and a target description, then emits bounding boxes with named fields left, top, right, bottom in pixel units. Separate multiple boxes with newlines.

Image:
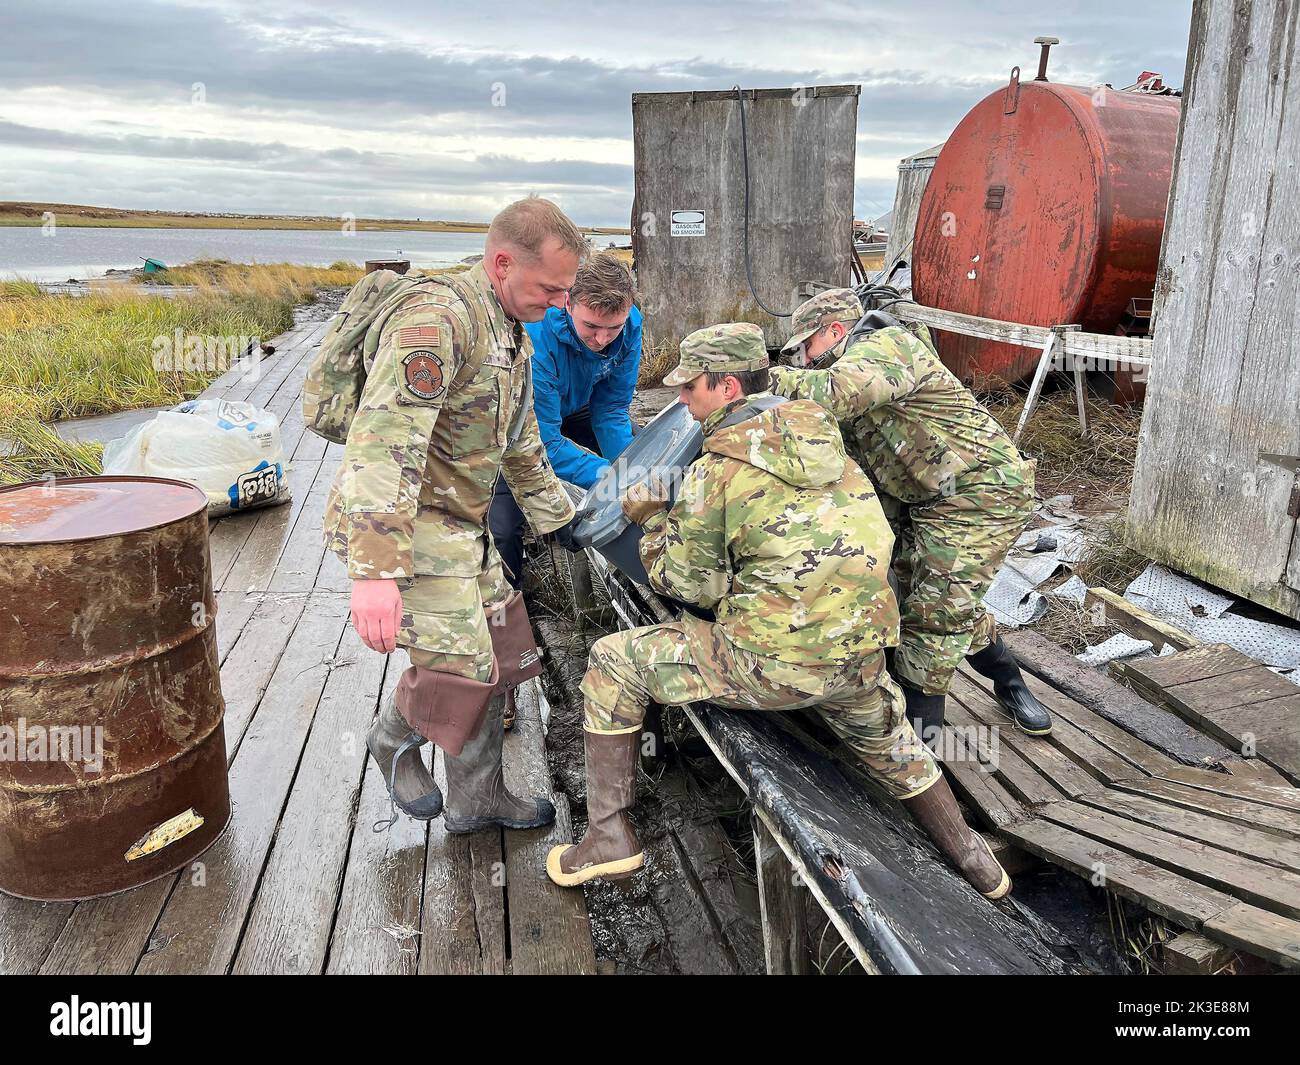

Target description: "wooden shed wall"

left=884, top=147, right=942, bottom=269
left=1127, top=0, right=1300, bottom=621
left=631, top=86, right=859, bottom=351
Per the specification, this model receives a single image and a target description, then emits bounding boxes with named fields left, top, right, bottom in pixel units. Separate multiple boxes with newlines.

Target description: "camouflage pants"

left=397, top=553, right=511, bottom=683
left=581, top=618, right=940, bottom=800
left=888, top=467, right=1034, bottom=696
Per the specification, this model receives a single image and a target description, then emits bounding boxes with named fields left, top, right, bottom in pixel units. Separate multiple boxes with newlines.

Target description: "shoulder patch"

left=401, top=350, right=445, bottom=402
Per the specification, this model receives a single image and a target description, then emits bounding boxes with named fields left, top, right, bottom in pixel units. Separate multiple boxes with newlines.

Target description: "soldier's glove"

left=621, top=480, right=672, bottom=526
left=552, top=515, right=584, bottom=553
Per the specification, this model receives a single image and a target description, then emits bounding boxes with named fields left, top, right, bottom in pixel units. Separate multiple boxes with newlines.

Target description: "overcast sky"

left=0, top=0, right=1194, bottom=227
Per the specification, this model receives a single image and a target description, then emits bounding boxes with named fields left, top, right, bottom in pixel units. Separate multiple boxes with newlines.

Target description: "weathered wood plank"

left=218, top=593, right=310, bottom=754
left=1003, top=819, right=1237, bottom=927
left=949, top=676, right=1106, bottom=799
left=1119, top=776, right=1300, bottom=839
left=502, top=679, right=598, bottom=975
left=418, top=751, right=507, bottom=976
left=954, top=666, right=1147, bottom=785
left=753, top=814, right=812, bottom=975
left=39, top=880, right=174, bottom=976
left=1037, top=801, right=1300, bottom=918
left=943, top=699, right=1065, bottom=807
left=0, top=898, right=72, bottom=975
left=1202, top=902, right=1300, bottom=971
left=1083, top=587, right=1202, bottom=652
left=1127, top=0, right=1300, bottom=623
left=1158, top=764, right=1300, bottom=813
left=326, top=669, right=427, bottom=976
left=231, top=622, right=388, bottom=974
left=1162, top=930, right=1240, bottom=975
left=1002, top=630, right=1244, bottom=766
left=939, top=726, right=1026, bottom=830
left=135, top=595, right=349, bottom=975
left=1077, top=789, right=1300, bottom=873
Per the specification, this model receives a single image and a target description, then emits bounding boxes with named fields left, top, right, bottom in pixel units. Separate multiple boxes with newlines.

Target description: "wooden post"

left=753, top=813, right=813, bottom=974
left=1013, top=331, right=1057, bottom=445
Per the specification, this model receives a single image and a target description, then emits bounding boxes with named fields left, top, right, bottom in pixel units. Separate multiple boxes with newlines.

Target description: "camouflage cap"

left=780, top=288, right=864, bottom=353
left=664, top=322, right=770, bottom=386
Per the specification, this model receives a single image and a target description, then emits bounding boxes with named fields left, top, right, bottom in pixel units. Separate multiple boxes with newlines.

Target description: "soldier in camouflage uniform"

left=547, top=323, right=1011, bottom=900
left=322, top=197, right=584, bottom=830
left=772, top=288, right=1052, bottom=743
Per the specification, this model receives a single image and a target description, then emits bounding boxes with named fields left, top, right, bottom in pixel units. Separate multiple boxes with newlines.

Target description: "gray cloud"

left=0, top=0, right=1194, bottom=225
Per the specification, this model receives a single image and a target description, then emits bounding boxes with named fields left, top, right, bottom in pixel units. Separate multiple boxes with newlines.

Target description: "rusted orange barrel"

left=0, top=476, right=230, bottom=900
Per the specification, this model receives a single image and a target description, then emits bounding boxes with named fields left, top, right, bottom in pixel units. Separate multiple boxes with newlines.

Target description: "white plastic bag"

left=102, top=399, right=291, bottom=516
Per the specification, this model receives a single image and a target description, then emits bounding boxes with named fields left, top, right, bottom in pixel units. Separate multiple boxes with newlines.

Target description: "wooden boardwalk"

left=0, top=319, right=597, bottom=975
left=943, top=650, right=1300, bottom=970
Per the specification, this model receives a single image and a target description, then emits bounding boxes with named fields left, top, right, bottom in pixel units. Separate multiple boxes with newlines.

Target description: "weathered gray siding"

left=1128, top=0, right=1300, bottom=620
left=884, top=143, right=943, bottom=270
left=631, top=85, right=859, bottom=351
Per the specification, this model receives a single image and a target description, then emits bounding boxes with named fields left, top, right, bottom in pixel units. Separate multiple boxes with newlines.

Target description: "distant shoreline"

left=0, top=202, right=631, bottom=236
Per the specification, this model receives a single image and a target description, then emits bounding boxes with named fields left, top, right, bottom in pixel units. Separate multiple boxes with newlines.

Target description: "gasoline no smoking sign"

left=671, top=210, right=706, bottom=236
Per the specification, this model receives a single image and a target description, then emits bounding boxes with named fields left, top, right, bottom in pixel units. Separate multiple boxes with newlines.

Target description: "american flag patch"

left=398, top=325, right=441, bottom=346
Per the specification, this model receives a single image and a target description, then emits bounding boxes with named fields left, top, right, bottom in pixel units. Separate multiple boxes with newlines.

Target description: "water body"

left=0, top=226, right=494, bottom=281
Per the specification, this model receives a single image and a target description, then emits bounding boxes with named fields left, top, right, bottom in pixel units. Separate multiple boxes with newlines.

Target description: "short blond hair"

left=570, top=253, right=635, bottom=315
left=487, top=197, right=589, bottom=262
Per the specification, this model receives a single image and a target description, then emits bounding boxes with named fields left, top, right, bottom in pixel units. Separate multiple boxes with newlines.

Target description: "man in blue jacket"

left=489, top=251, right=642, bottom=594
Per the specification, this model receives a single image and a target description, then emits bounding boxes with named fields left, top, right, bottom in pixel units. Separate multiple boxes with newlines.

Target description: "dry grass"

left=0, top=261, right=363, bottom=485
left=637, top=340, right=679, bottom=389
left=979, top=386, right=1142, bottom=512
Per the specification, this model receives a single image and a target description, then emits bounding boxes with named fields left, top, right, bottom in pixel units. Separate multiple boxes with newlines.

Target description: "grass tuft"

left=0, top=261, right=363, bottom=485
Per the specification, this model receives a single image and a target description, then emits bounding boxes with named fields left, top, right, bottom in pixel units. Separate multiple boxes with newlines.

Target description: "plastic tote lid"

left=573, top=401, right=703, bottom=550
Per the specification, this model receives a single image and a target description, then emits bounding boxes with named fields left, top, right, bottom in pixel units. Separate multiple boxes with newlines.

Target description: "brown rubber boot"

left=901, top=776, right=1011, bottom=899
left=546, top=726, right=644, bottom=886
left=443, top=693, right=555, bottom=834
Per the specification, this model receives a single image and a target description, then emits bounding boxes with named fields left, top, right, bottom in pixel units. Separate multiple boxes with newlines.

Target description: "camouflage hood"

left=703, top=398, right=847, bottom=488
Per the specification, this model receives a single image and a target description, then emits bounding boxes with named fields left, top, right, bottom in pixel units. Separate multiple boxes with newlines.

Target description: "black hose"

left=734, top=86, right=792, bottom=319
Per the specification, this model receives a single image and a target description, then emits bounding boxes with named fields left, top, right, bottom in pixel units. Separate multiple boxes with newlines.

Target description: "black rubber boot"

left=966, top=637, right=1053, bottom=736
left=900, top=682, right=946, bottom=751
left=367, top=692, right=443, bottom=830
left=442, top=694, right=556, bottom=834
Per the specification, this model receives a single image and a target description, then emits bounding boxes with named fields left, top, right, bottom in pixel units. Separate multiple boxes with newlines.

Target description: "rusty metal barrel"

left=0, top=476, right=231, bottom=900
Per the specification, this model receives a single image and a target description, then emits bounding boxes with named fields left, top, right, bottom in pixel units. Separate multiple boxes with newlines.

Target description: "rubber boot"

left=367, top=691, right=443, bottom=830
left=901, top=776, right=1011, bottom=899
left=966, top=637, right=1053, bottom=735
left=900, top=682, right=946, bottom=751
left=546, top=727, right=644, bottom=886
left=442, top=693, right=556, bottom=834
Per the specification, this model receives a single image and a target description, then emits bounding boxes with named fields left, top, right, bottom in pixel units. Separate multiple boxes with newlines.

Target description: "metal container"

left=632, top=85, right=860, bottom=352
left=912, top=70, right=1181, bottom=385
left=574, top=401, right=703, bottom=586
left=0, top=476, right=230, bottom=901
left=884, top=142, right=944, bottom=272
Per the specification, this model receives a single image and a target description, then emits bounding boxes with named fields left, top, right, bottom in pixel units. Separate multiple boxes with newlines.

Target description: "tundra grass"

left=0, top=261, right=363, bottom=484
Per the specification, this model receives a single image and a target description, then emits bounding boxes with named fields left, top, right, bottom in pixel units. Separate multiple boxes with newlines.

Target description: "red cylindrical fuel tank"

left=0, top=476, right=231, bottom=901
left=912, top=72, right=1181, bottom=385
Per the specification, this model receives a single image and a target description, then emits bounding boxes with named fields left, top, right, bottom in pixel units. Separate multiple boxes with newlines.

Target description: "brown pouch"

left=396, top=658, right=500, bottom=756
left=486, top=590, right=544, bottom=692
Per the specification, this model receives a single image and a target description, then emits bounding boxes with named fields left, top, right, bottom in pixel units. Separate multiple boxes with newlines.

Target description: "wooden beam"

left=753, top=815, right=813, bottom=975
left=1084, top=587, right=1201, bottom=652
left=1162, top=931, right=1238, bottom=975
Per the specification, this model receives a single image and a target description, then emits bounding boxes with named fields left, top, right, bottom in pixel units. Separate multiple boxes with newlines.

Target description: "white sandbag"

left=102, top=399, right=291, bottom=516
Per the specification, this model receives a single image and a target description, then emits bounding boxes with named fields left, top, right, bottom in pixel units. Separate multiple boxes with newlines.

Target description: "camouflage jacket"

left=323, top=263, right=574, bottom=580
left=770, top=326, right=1031, bottom=504
left=639, top=395, right=898, bottom=666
